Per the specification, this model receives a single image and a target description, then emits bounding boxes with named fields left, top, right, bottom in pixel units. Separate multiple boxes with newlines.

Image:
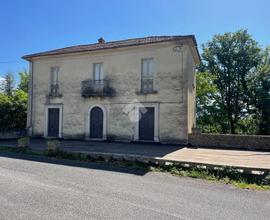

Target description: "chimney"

left=98, top=37, right=105, bottom=44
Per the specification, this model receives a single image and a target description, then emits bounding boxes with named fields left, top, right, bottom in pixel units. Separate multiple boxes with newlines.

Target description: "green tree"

left=200, top=30, right=261, bottom=133
left=0, top=90, right=28, bottom=129
left=249, top=47, right=270, bottom=134
left=18, top=70, right=29, bottom=93
left=196, top=72, right=228, bottom=133
left=0, top=72, right=15, bottom=95
left=10, top=90, right=28, bottom=129
left=0, top=93, right=12, bottom=128
left=0, top=70, right=28, bottom=129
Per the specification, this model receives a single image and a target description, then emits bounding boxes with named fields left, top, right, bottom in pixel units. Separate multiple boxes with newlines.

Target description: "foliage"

left=248, top=47, right=270, bottom=134
left=18, top=70, right=29, bottom=93
left=17, top=136, right=30, bottom=151
left=234, top=115, right=258, bottom=134
left=46, top=139, right=60, bottom=155
left=11, top=90, right=28, bottom=128
left=0, top=72, right=28, bottom=129
left=0, top=90, right=28, bottom=129
left=262, top=174, right=270, bottom=185
left=198, top=30, right=263, bottom=134
left=196, top=72, right=228, bottom=133
left=153, top=164, right=270, bottom=190
left=0, top=72, right=15, bottom=95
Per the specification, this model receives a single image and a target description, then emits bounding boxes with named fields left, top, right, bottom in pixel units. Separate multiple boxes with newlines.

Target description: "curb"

left=74, top=151, right=270, bottom=175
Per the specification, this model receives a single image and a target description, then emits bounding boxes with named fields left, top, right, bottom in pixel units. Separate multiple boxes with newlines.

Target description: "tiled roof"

left=22, top=35, right=198, bottom=60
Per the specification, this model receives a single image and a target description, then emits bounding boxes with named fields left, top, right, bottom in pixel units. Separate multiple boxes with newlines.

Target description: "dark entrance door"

left=139, top=107, right=154, bottom=141
left=48, top=108, right=60, bottom=137
left=90, top=107, right=103, bottom=139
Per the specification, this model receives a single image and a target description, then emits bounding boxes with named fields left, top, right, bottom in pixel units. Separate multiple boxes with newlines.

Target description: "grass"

left=44, top=149, right=150, bottom=170
left=0, top=145, right=40, bottom=155
left=151, top=164, right=270, bottom=190
left=0, top=145, right=269, bottom=190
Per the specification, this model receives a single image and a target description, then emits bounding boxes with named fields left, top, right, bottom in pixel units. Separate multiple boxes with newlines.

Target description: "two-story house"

left=22, top=35, right=200, bottom=144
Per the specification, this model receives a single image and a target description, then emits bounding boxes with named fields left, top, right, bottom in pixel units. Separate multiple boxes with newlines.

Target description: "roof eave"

left=22, top=35, right=201, bottom=62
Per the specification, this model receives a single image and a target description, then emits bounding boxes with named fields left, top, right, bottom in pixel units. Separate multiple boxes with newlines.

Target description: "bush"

left=17, top=137, right=30, bottom=151
left=46, top=139, right=60, bottom=156
left=262, top=174, right=270, bottom=185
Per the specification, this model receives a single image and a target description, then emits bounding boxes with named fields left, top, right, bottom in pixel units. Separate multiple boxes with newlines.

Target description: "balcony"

left=48, top=83, right=62, bottom=98
left=81, top=79, right=115, bottom=97
left=136, top=79, right=157, bottom=95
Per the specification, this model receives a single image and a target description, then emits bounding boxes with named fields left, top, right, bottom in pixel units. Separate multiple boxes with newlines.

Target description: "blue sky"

left=0, top=0, right=269, bottom=78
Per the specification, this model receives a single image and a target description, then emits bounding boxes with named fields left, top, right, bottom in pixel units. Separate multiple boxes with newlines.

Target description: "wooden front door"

left=90, top=107, right=103, bottom=139
left=48, top=108, right=60, bottom=137
left=139, top=107, right=155, bottom=141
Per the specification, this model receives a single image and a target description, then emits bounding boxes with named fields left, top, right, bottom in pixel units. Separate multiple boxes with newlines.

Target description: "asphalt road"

left=0, top=153, right=269, bottom=220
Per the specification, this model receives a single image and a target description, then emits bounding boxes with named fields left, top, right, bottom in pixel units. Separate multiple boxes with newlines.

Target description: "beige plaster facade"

left=24, top=37, right=199, bottom=144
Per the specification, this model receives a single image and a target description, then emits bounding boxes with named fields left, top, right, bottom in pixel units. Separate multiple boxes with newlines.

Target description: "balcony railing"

left=81, top=79, right=115, bottom=97
left=49, top=83, right=62, bottom=97
left=140, top=79, right=157, bottom=94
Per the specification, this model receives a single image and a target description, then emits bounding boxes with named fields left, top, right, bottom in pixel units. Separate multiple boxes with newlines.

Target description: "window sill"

left=47, top=94, right=63, bottom=99
left=136, top=90, right=158, bottom=95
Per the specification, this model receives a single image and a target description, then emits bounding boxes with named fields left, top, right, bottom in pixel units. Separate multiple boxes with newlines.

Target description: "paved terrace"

left=0, top=139, right=270, bottom=172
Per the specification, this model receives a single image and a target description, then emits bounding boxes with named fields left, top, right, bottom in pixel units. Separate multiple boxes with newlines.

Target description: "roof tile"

left=22, top=35, right=198, bottom=60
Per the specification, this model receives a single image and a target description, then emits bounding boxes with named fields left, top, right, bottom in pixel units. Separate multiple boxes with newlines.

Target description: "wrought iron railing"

left=141, top=78, right=154, bottom=94
left=49, top=83, right=62, bottom=97
left=81, top=79, right=115, bottom=97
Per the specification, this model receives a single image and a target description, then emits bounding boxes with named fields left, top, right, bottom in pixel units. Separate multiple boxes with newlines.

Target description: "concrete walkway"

left=162, top=148, right=270, bottom=171
left=1, top=139, right=270, bottom=171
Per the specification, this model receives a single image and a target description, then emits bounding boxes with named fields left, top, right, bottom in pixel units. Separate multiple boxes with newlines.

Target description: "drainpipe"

left=26, top=61, right=34, bottom=136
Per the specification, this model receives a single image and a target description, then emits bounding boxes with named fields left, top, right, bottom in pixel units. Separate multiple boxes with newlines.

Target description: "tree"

left=0, top=72, right=15, bottom=95
left=0, top=70, right=28, bottom=129
left=0, top=90, right=28, bottom=129
left=196, top=71, right=228, bottom=133
left=0, top=93, right=12, bottom=128
left=10, top=90, right=28, bottom=129
left=200, top=30, right=261, bottom=133
left=249, top=47, right=270, bottom=134
left=18, top=70, right=29, bottom=93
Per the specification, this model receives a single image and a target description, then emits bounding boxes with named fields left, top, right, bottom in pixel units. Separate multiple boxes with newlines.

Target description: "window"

left=93, top=63, right=104, bottom=81
left=141, top=58, right=154, bottom=93
left=50, top=66, right=59, bottom=96
left=50, top=66, right=59, bottom=85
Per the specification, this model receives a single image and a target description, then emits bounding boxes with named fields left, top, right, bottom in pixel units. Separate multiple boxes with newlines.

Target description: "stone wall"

left=188, top=133, right=270, bottom=151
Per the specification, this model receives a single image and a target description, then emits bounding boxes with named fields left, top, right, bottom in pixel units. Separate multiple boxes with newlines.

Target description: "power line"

left=0, top=61, right=25, bottom=64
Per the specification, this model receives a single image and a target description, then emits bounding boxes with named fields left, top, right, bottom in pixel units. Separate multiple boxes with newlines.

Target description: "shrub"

left=46, top=139, right=60, bottom=156
left=262, top=174, right=270, bottom=185
left=17, top=137, right=30, bottom=151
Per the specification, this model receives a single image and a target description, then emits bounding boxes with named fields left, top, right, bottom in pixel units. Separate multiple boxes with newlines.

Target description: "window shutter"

left=141, top=58, right=154, bottom=93
left=51, top=67, right=59, bottom=84
left=93, top=63, right=104, bottom=81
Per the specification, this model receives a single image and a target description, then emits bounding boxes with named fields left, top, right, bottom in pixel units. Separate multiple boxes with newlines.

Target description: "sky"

left=0, top=0, right=269, bottom=79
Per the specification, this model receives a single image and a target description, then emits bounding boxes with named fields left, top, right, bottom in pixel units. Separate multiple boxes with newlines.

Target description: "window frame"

left=50, top=66, right=59, bottom=85
left=93, top=63, right=104, bottom=81
left=141, top=58, right=154, bottom=93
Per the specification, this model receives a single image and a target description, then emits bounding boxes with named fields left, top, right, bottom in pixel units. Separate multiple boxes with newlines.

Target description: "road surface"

left=0, top=153, right=269, bottom=220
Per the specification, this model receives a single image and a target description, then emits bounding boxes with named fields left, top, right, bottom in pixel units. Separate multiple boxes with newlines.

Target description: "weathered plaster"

left=29, top=41, right=197, bottom=143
